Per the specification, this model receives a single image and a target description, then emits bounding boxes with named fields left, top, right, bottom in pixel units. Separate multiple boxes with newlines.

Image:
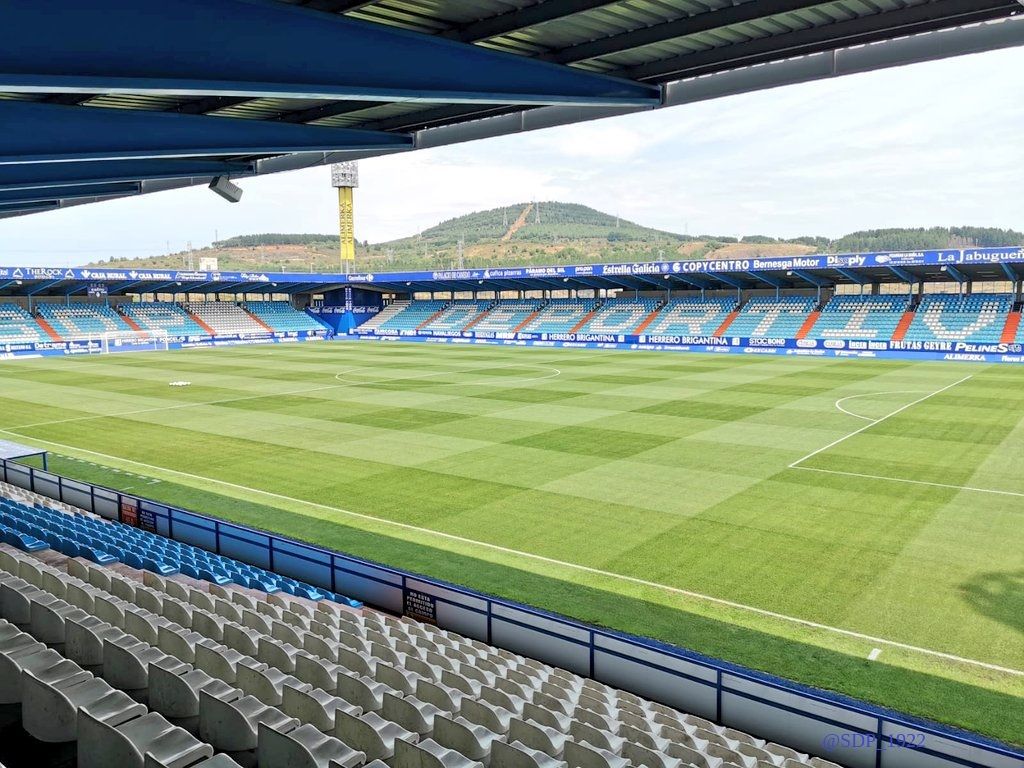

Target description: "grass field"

left=0, top=342, right=1021, bottom=743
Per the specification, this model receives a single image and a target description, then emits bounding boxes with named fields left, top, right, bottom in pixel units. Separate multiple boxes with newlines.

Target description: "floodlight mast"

left=331, top=162, right=359, bottom=273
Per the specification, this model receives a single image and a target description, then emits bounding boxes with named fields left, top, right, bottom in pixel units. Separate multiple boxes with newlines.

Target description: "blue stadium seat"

left=36, top=302, right=134, bottom=340
left=727, top=296, right=816, bottom=338
left=418, top=300, right=493, bottom=334
left=642, top=297, right=737, bottom=336
left=520, top=298, right=600, bottom=334
left=0, top=495, right=361, bottom=607
left=903, top=293, right=1013, bottom=344
left=357, top=300, right=449, bottom=333
left=469, top=300, right=544, bottom=333
left=577, top=298, right=661, bottom=334
left=3, top=528, right=48, bottom=552
left=244, top=301, right=329, bottom=333
left=808, top=295, right=907, bottom=340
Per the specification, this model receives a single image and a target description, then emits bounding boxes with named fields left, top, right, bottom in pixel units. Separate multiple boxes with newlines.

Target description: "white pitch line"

left=792, top=466, right=1024, bottom=499
left=0, top=427, right=1020, bottom=678
left=833, top=391, right=925, bottom=422
left=790, top=375, right=973, bottom=469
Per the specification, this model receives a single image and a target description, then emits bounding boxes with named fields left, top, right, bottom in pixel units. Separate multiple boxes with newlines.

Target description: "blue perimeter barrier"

left=0, top=329, right=329, bottom=360
left=349, top=331, right=1024, bottom=364
left=0, top=456, right=1021, bottom=768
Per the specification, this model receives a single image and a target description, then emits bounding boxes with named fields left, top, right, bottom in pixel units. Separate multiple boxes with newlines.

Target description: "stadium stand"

left=363, top=300, right=448, bottom=333
left=0, top=495, right=359, bottom=605
left=469, top=300, right=545, bottom=334
left=0, top=481, right=841, bottom=768
left=182, top=302, right=268, bottom=336
left=726, top=297, right=817, bottom=338
left=120, top=302, right=207, bottom=337
left=36, top=303, right=134, bottom=339
left=418, top=300, right=492, bottom=334
left=518, top=298, right=601, bottom=334
left=577, top=298, right=662, bottom=334
left=243, top=302, right=328, bottom=333
left=352, top=300, right=411, bottom=333
left=807, top=295, right=908, bottom=340
left=903, top=293, right=1014, bottom=344
left=0, top=303, right=49, bottom=344
left=641, top=298, right=737, bottom=336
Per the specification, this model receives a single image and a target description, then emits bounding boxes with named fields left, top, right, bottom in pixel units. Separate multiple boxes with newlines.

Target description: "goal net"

left=93, top=329, right=171, bottom=354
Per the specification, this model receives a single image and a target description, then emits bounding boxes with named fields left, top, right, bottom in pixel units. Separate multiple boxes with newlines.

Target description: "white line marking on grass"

left=800, top=374, right=1024, bottom=498
left=833, top=391, right=925, bottom=421
left=0, top=426, right=1019, bottom=678
left=790, top=375, right=973, bottom=469
left=868, top=648, right=882, bottom=661
left=793, top=466, right=1024, bottom=498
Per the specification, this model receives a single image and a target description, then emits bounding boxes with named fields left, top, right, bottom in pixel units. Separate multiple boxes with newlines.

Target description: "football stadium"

left=0, top=3, right=1023, bottom=768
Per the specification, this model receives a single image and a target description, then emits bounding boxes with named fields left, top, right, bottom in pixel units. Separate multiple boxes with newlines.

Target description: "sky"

left=2, top=44, right=1023, bottom=267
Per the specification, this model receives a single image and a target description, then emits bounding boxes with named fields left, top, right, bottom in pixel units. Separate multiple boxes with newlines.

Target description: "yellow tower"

left=331, top=162, right=359, bottom=271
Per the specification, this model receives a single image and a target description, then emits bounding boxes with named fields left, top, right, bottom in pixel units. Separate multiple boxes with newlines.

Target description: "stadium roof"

left=2, top=247, right=1021, bottom=296
left=1, top=0, right=1022, bottom=218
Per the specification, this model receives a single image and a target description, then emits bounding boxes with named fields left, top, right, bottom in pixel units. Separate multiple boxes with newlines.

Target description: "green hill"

left=87, top=202, right=1024, bottom=273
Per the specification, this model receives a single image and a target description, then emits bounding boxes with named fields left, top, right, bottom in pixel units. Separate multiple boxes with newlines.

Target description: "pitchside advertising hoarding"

left=0, top=329, right=328, bottom=359
left=351, top=328, right=1024, bottom=363
left=1, top=246, right=1022, bottom=287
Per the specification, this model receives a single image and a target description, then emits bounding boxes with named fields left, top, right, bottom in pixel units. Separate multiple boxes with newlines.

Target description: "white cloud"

left=0, top=44, right=1022, bottom=265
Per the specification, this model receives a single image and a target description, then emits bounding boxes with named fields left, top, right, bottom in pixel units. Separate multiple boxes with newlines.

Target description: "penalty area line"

left=0, top=426, right=1020, bottom=678
left=790, top=375, right=973, bottom=469
left=792, top=466, right=1024, bottom=499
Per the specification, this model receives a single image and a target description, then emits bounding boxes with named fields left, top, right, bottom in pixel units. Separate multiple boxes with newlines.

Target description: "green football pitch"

left=0, top=342, right=1021, bottom=742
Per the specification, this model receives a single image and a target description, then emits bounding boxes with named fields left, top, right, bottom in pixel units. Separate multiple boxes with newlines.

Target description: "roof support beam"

left=746, top=271, right=784, bottom=288
left=0, top=0, right=657, bottom=106
left=27, top=279, right=64, bottom=296
left=544, top=0, right=832, bottom=65
left=620, top=0, right=1019, bottom=81
left=147, top=282, right=181, bottom=294
left=835, top=267, right=867, bottom=285
left=297, top=1, right=377, bottom=15
left=888, top=266, right=919, bottom=284
left=0, top=182, right=140, bottom=206
left=0, top=201, right=60, bottom=215
left=0, top=101, right=411, bottom=165
left=711, top=273, right=745, bottom=289
left=943, top=265, right=968, bottom=283
left=444, top=1, right=621, bottom=44
left=631, top=275, right=668, bottom=289
left=0, top=158, right=255, bottom=191
left=790, top=270, right=827, bottom=287
left=1000, top=262, right=1020, bottom=282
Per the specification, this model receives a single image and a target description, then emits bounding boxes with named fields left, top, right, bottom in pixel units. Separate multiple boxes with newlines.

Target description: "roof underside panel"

left=0, top=0, right=1019, bottom=216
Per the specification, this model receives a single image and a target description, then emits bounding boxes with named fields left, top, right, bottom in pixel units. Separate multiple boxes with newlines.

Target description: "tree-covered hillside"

left=89, top=201, right=1024, bottom=273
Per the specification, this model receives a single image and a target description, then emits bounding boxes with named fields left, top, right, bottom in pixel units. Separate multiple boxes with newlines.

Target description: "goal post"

left=96, top=329, right=171, bottom=354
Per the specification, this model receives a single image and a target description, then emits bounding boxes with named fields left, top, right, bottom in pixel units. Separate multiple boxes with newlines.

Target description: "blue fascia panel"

left=0, top=101, right=412, bottom=165
left=0, top=0, right=659, bottom=106
left=0, top=181, right=140, bottom=205
left=0, top=159, right=255, bottom=191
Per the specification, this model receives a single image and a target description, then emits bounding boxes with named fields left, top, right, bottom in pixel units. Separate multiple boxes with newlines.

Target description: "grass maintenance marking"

left=0, top=423, right=1020, bottom=678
